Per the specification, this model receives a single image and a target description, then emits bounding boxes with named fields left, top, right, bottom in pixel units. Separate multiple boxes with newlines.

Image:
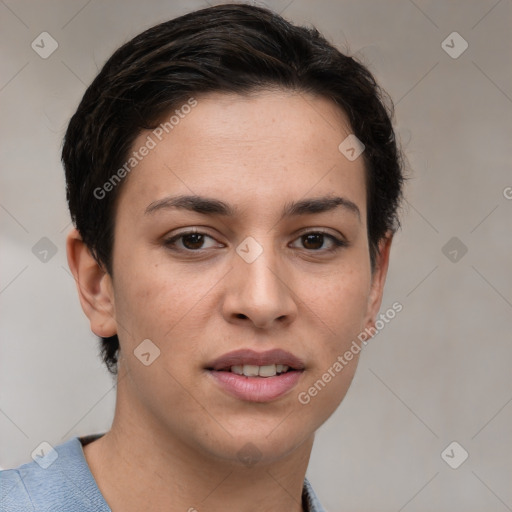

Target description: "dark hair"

left=62, top=3, right=404, bottom=375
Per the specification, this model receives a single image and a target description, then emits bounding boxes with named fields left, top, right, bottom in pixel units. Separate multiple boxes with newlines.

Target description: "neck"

left=83, top=373, right=314, bottom=512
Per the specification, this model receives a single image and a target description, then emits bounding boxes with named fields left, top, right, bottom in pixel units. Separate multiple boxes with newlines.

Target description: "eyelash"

left=163, top=229, right=348, bottom=254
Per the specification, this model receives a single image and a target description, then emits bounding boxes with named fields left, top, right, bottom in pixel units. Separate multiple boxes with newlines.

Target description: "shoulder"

left=0, top=467, right=35, bottom=511
left=0, top=436, right=110, bottom=512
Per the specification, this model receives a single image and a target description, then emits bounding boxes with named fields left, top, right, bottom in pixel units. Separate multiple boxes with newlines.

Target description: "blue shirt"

left=0, top=434, right=326, bottom=511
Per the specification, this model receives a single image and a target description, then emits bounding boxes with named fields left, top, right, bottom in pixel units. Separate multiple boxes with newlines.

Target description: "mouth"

left=216, top=363, right=294, bottom=377
left=205, top=349, right=305, bottom=402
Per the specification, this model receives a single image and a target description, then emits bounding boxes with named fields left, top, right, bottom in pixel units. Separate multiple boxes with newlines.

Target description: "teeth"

left=231, top=365, right=244, bottom=375
left=243, top=365, right=260, bottom=377
left=258, top=364, right=277, bottom=377
left=229, top=364, right=290, bottom=377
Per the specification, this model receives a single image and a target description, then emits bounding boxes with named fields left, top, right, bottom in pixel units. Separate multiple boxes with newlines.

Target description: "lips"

left=206, top=349, right=305, bottom=402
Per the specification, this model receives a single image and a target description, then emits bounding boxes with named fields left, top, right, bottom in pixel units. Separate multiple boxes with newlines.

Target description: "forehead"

left=115, top=90, right=367, bottom=223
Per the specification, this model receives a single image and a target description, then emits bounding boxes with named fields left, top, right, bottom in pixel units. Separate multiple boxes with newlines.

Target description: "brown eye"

left=291, top=231, right=347, bottom=252
left=301, top=233, right=325, bottom=250
left=181, top=233, right=207, bottom=250
left=164, top=231, right=221, bottom=252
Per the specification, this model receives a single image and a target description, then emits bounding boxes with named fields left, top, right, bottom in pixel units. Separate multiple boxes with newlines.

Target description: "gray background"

left=1, top=0, right=511, bottom=511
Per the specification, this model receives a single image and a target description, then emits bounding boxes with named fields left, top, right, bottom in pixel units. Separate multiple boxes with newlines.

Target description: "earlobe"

left=363, top=233, right=393, bottom=333
left=66, top=228, right=117, bottom=338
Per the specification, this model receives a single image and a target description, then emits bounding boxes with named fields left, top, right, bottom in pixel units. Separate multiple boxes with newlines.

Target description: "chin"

left=195, top=421, right=313, bottom=467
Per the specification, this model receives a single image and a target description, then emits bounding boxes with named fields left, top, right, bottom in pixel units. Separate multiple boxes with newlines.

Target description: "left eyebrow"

left=144, top=194, right=361, bottom=222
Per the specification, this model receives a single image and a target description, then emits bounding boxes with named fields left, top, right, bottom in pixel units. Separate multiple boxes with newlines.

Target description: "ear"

left=66, top=228, right=117, bottom=338
left=362, top=233, right=393, bottom=333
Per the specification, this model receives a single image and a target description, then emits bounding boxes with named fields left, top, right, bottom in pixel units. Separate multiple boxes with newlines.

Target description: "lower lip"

left=208, top=370, right=303, bottom=402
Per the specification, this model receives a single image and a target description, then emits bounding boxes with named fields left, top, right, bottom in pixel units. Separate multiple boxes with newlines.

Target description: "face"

left=92, top=90, right=390, bottom=464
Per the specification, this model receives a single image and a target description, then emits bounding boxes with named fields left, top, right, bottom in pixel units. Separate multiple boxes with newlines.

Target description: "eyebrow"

left=144, top=194, right=361, bottom=222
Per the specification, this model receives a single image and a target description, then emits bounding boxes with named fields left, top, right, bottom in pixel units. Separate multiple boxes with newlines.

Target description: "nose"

left=221, top=240, right=298, bottom=330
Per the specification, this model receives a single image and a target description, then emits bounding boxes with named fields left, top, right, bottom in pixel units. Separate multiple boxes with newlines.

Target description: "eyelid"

left=293, top=226, right=346, bottom=240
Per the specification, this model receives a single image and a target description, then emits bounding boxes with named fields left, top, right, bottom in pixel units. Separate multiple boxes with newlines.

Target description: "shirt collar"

left=302, top=477, right=327, bottom=512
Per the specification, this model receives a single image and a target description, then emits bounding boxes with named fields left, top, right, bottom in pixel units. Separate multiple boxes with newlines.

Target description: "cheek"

left=295, top=266, right=371, bottom=417
left=111, top=252, right=222, bottom=364
left=111, top=254, right=181, bottom=343
left=111, top=261, right=207, bottom=403
left=309, top=266, right=372, bottom=341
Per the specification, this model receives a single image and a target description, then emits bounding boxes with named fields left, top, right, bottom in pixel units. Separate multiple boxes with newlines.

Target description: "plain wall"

left=1, top=1, right=511, bottom=511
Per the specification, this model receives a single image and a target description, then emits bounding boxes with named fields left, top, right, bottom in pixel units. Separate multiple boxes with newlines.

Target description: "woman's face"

left=105, top=90, right=390, bottom=464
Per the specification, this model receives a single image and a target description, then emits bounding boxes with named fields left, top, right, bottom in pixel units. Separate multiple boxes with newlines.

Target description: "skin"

left=67, top=90, right=392, bottom=512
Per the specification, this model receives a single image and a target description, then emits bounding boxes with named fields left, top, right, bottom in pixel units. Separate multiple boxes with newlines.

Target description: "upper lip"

left=206, top=349, right=305, bottom=371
